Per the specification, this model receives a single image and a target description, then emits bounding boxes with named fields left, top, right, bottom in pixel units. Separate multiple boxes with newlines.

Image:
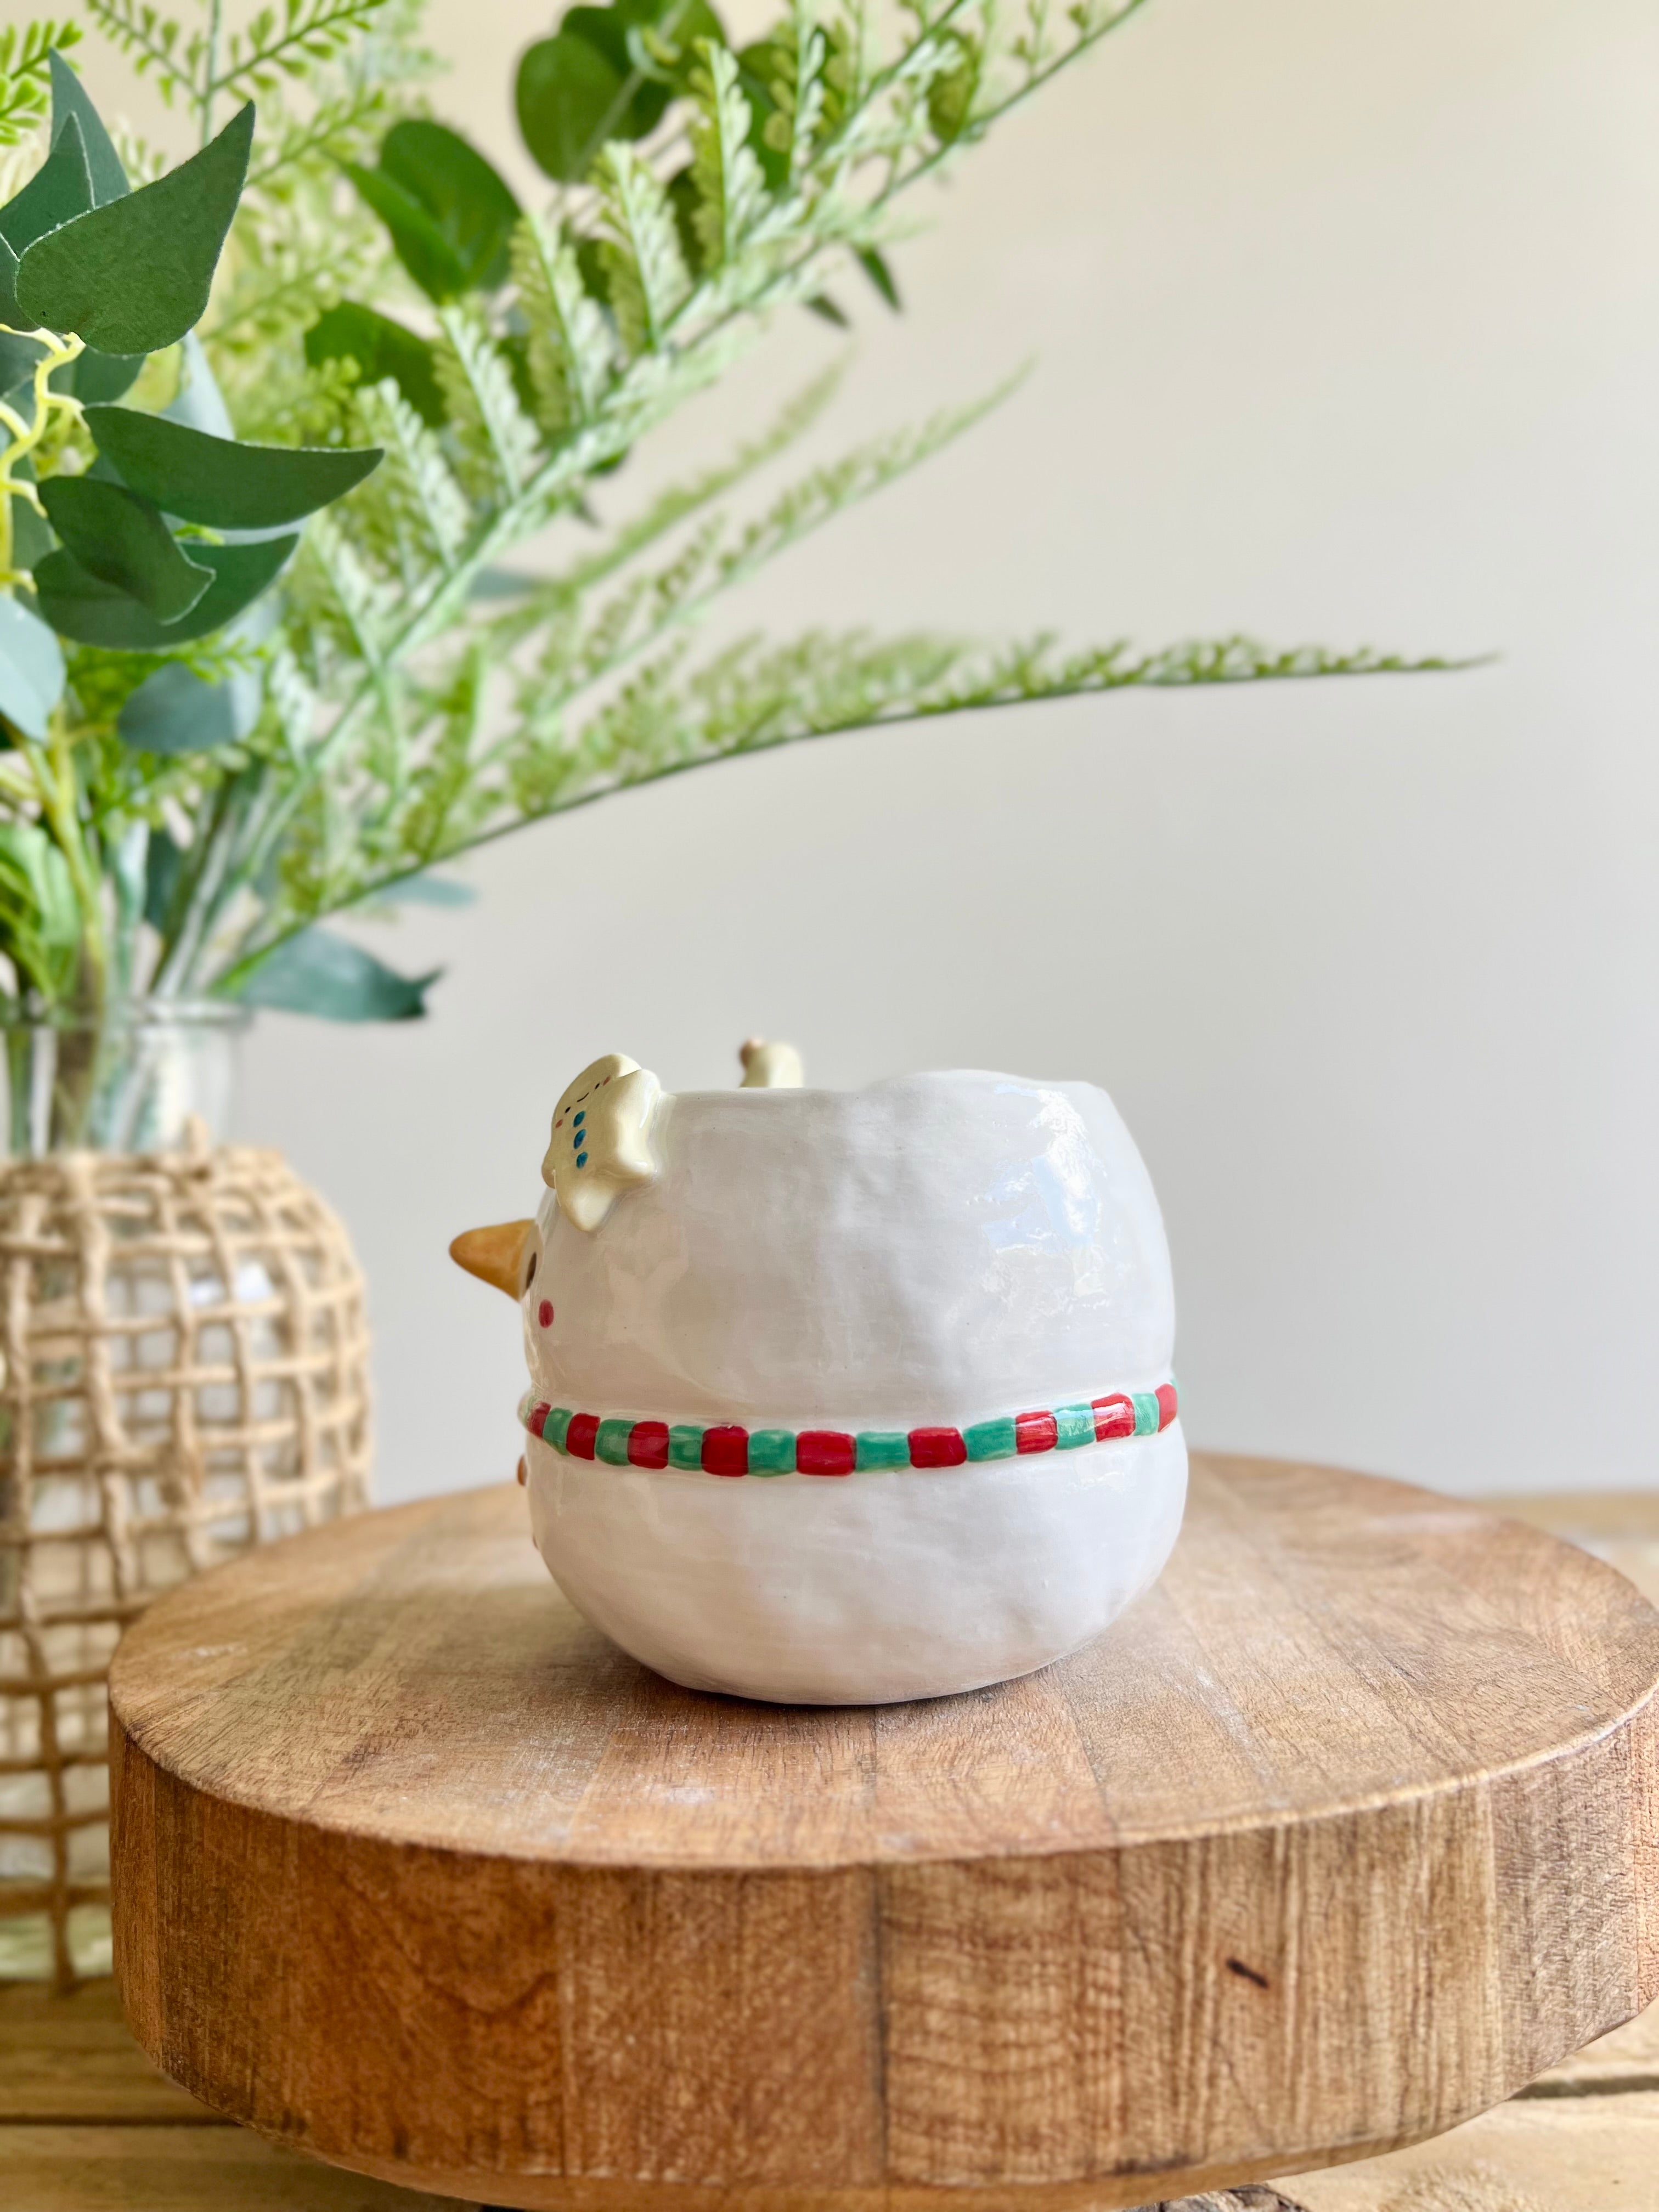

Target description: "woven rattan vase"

left=0, top=1009, right=371, bottom=1988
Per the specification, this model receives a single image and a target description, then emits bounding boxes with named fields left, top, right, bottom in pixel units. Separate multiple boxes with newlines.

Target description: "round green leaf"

left=85, top=407, right=382, bottom=529
left=16, top=103, right=253, bottom=357
left=0, top=595, right=66, bottom=742
left=236, top=927, right=439, bottom=1021
left=0, top=238, right=21, bottom=334
left=48, top=52, right=130, bottom=207
left=380, top=122, right=521, bottom=294
left=342, top=161, right=471, bottom=304
left=0, top=116, right=94, bottom=260
left=118, top=662, right=241, bottom=754
left=57, top=345, right=145, bottom=404
left=39, top=478, right=213, bottom=622
left=33, top=533, right=297, bottom=648
left=306, top=303, right=445, bottom=426
left=517, top=31, right=630, bottom=182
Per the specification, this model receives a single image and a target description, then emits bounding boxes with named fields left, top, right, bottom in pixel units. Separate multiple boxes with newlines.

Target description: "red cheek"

left=537, top=1300, right=554, bottom=1328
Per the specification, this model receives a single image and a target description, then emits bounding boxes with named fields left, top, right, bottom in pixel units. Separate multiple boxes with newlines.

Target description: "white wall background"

left=98, top=0, right=1659, bottom=1500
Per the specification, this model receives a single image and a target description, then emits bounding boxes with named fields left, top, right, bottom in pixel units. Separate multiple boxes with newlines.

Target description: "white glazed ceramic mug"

left=455, top=1062, right=1187, bottom=1705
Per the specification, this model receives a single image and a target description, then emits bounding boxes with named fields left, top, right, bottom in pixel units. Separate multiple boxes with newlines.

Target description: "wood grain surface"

left=108, top=1457, right=1659, bottom=2212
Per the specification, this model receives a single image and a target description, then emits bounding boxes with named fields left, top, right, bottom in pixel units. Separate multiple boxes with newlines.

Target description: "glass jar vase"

left=1, top=998, right=249, bottom=1158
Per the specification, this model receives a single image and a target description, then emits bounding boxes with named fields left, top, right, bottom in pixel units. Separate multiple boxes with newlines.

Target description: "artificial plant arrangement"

left=0, top=0, right=1441, bottom=1148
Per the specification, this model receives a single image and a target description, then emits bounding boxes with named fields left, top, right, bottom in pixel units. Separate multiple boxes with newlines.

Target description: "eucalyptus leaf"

left=858, top=248, right=901, bottom=313
left=380, top=122, right=521, bottom=294
left=33, top=533, right=298, bottom=648
left=1, top=324, right=139, bottom=405
left=0, top=595, right=66, bottom=742
left=518, top=0, right=725, bottom=177
left=0, top=239, right=22, bottom=333
left=0, top=331, right=45, bottom=394
left=377, top=871, right=475, bottom=907
left=516, top=31, right=631, bottom=183
left=165, top=332, right=236, bottom=438
left=118, top=662, right=241, bottom=754
left=341, top=161, right=471, bottom=303
left=56, top=346, right=145, bottom=404
left=40, top=478, right=214, bottom=621
left=305, top=302, right=445, bottom=426
left=10, top=490, right=52, bottom=570
left=85, top=407, right=382, bottom=528
left=48, top=51, right=131, bottom=206
left=580, top=0, right=725, bottom=95
left=236, top=927, right=440, bottom=1021
left=0, top=116, right=94, bottom=260
left=143, top=825, right=183, bottom=932
left=469, top=566, right=537, bottom=599
left=16, top=103, right=254, bottom=357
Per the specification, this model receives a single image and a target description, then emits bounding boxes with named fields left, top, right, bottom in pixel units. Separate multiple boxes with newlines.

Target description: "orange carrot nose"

left=449, top=1220, right=534, bottom=1298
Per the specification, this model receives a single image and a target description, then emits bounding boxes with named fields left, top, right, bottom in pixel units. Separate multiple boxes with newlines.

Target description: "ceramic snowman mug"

left=452, top=1046, right=1187, bottom=1705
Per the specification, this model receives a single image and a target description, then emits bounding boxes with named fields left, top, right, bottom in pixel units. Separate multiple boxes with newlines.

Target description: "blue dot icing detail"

left=575, top=1150, right=589, bottom=1167
left=574, top=1111, right=585, bottom=1126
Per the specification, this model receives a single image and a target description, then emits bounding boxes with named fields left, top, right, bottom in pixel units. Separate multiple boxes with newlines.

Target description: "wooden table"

left=6, top=1476, right=1659, bottom=2212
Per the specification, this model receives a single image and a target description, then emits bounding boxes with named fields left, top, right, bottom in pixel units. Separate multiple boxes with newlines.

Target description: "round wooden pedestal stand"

left=108, top=1455, right=1659, bottom=2212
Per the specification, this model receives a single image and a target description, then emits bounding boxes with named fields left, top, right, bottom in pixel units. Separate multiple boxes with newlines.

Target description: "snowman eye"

left=523, top=1246, right=538, bottom=1291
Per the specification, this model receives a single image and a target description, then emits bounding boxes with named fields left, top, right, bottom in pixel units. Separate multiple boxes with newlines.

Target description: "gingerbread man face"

left=541, top=1054, right=663, bottom=1231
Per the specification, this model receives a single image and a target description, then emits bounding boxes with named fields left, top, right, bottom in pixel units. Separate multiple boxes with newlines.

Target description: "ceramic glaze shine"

left=526, top=1430, right=1187, bottom=1703
left=525, top=1073, right=1175, bottom=1426
left=467, top=1062, right=1188, bottom=1705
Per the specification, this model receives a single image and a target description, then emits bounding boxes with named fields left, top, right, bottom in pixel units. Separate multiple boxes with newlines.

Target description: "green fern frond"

left=775, top=2, right=830, bottom=183
left=432, top=308, right=541, bottom=506
left=489, top=628, right=1468, bottom=838
left=523, top=360, right=848, bottom=622
left=596, top=142, right=692, bottom=357
left=244, top=80, right=390, bottom=189
left=688, top=41, right=768, bottom=273
left=42, top=0, right=1457, bottom=1019
left=510, top=213, right=616, bottom=437
left=291, top=509, right=399, bottom=678
left=211, top=0, right=390, bottom=107
left=80, top=0, right=199, bottom=105
left=348, top=380, right=472, bottom=584
left=0, top=19, right=81, bottom=147
left=206, top=185, right=386, bottom=363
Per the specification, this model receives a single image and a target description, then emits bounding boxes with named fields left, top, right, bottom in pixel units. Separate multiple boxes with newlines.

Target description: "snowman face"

left=520, top=1219, right=550, bottom=1336
left=541, top=1054, right=663, bottom=1232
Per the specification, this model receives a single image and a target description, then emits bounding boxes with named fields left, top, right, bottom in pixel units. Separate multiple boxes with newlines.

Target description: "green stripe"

left=1055, top=1403, right=1094, bottom=1449
left=596, top=1418, right=633, bottom=1465
left=963, top=1416, right=1017, bottom=1462
left=541, top=1406, right=572, bottom=1451
left=1132, top=1392, right=1161, bottom=1437
left=856, top=1430, right=910, bottom=1470
left=668, top=1423, right=705, bottom=1469
left=748, top=1429, right=796, bottom=1475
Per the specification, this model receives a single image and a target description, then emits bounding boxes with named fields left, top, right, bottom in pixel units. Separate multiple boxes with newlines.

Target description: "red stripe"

left=628, top=1420, right=670, bottom=1469
left=702, top=1424, right=749, bottom=1476
left=909, top=1426, right=967, bottom=1468
left=566, top=1412, right=599, bottom=1460
left=529, top=1401, right=551, bottom=1435
left=1092, top=1393, right=1135, bottom=1441
left=1155, top=1384, right=1178, bottom=1431
left=797, top=1430, right=855, bottom=1475
left=1015, top=1409, right=1058, bottom=1454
